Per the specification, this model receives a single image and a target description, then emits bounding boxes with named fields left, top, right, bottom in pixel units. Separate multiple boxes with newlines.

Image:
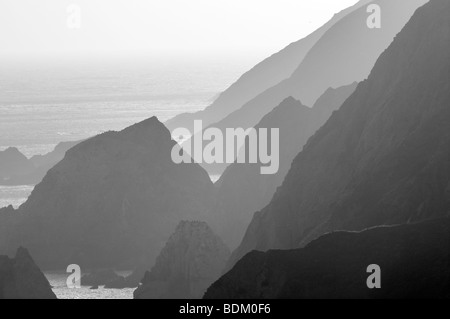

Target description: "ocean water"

left=0, top=185, right=34, bottom=209
left=46, top=271, right=134, bottom=299
left=0, top=57, right=251, bottom=298
left=0, top=98, right=210, bottom=157
left=0, top=57, right=251, bottom=209
left=0, top=57, right=249, bottom=157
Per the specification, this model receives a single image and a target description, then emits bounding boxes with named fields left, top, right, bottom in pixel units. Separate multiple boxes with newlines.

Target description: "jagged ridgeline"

left=165, top=0, right=373, bottom=133
left=191, top=0, right=427, bottom=177
left=228, top=0, right=450, bottom=272
left=213, top=83, right=357, bottom=250
left=0, top=141, right=80, bottom=186
left=0, top=117, right=215, bottom=269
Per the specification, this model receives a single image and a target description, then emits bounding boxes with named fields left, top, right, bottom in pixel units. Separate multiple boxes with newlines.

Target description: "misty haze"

left=1, top=0, right=450, bottom=304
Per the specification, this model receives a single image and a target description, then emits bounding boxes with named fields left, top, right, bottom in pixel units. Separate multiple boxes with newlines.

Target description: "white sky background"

left=0, top=0, right=359, bottom=62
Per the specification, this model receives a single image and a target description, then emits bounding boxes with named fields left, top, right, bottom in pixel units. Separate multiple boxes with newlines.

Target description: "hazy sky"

left=0, top=0, right=359, bottom=61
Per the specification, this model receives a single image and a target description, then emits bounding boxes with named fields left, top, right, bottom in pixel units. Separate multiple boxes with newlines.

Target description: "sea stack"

left=3, top=117, right=214, bottom=270
left=134, top=221, right=230, bottom=299
left=0, top=247, right=56, bottom=299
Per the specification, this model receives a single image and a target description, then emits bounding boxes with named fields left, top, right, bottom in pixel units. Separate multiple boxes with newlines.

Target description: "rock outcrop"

left=3, top=117, right=214, bottom=270
left=134, top=221, right=230, bottom=299
left=0, top=147, right=35, bottom=183
left=0, top=247, right=56, bottom=299
left=228, top=0, right=450, bottom=270
left=0, top=141, right=80, bottom=186
left=81, top=269, right=123, bottom=287
left=205, top=218, right=450, bottom=299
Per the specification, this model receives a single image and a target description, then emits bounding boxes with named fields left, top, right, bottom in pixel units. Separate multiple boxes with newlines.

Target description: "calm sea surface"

left=46, top=271, right=134, bottom=299
left=0, top=57, right=251, bottom=209
left=1, top=57, right=252, bottom=298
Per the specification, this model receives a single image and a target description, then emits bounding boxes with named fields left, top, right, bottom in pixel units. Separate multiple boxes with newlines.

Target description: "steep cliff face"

left=189, top=0, right=427, bottom=176
left=206, top=0, right=427, bottom=133
left=0, top=247, right=56, bottom=299
left=4, top=117, right=214, bottom=269
left=213, top=83, right=357, bottom=249
left=205, top=218, right=450, bottom=299
left=229, top=0, right=450, bottom=269
left=134, top=221, right=230, bottom=299
left=165, top=0, right=371, bottom=133
left=287, top=0, right=428, bottom=106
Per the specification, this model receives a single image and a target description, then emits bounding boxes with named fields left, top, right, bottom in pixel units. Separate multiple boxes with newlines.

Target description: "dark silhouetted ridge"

left=206, top=218, right=450, bottom=299
left=0, top=247, right=56, bottom=299
left=229, top=0, right=449, bottom=270
left=211, top=82, right=357, bottom=249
